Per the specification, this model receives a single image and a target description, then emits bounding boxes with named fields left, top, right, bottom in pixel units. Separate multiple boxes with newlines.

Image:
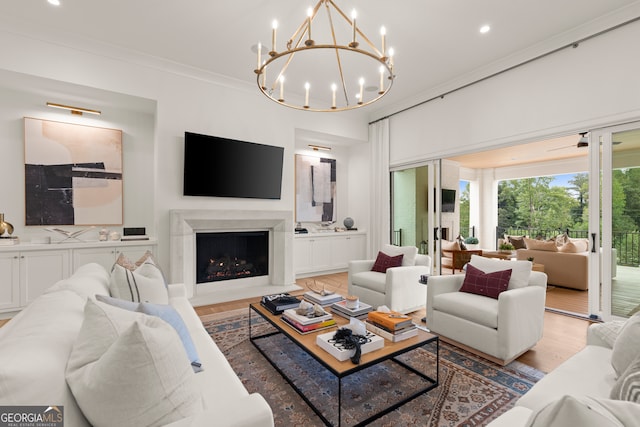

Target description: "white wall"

left=0, top=25, right=370, bottom=274
left=388, top=19, right=640, bottom=167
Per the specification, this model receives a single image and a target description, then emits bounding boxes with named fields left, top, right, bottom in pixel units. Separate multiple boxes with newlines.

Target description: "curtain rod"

left=369, top=15, right=640, bottom=125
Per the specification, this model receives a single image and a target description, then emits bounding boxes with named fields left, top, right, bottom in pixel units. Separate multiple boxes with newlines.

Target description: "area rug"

left=202, top=309, right=544, bottom=427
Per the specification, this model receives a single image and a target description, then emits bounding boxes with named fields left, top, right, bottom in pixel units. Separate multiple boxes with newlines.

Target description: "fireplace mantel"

left=170, top=209, right=299, bottom=304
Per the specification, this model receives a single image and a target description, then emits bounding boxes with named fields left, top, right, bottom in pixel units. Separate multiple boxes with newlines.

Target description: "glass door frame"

left=589, top=121, right=640, bottom=321
left=389, top=160, right=441, bottom=273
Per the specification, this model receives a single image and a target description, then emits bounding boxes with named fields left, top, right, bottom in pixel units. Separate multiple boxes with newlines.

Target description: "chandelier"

left=254, top=0, right=395, bottom=112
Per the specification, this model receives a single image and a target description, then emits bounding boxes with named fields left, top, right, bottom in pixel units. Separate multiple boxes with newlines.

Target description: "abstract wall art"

left=24, top=117, right=123, bottom=226
left=295, top=154, right=336, bottom=222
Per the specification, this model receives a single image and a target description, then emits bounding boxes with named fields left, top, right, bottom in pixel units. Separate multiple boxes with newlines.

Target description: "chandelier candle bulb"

left=306, top=7, right=313, bottom=45
left=358, top=78, right=364, bottom=104
left=304, top=82, right=310, bottom=108
left=388, top=47, right=395, bottom=69
left=351, top=9, right=357, bottom=46
left=279, top=76, right=285, bottom=102
left=256, top=42, right=262, bottom=71
left=271, top=20, right=278, bottom=55
left=331, top=83, right=337, bottom=109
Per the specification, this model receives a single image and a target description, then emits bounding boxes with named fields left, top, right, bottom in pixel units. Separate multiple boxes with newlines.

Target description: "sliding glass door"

left=589, top=122, right=640, bottom=320
left=390, top=161, right=440, bottom=271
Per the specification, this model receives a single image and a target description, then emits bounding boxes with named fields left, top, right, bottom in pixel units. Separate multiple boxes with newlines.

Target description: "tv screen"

left=441, top=189, right=456, bottom=212
left=183, top=132, right=284, bottom=199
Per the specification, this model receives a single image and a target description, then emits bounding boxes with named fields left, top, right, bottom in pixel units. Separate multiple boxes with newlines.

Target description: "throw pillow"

left=381, top=244, right=418, bottom=266
left=66, top=308, right=203, bottom=427
left=559, top=238, right=589, bottom=253
left=469, top=255, right=532, bottom=289
left=95, top=295, right=203, bottom=373
left=508, top=235, right=527, bottom=250
left=109, top=259, right=168, bottom=304
left=590, top=320, right=626, bottom=347
left=610, top=353, right=640, bottom=402
left=526, top=395, right=632, bottom=427
left=137, top=302, right=203, bottom=373
left=115, top=250, right=158, bottom=271
left=611, top=313, right=640, bottom=377
left=524, top=237, right=558, bottom=252
left=371, top=251, right=404, bottom=273
left=460, top=264, right=512, bottom=299
left=555, top=233, right=570, bottom=247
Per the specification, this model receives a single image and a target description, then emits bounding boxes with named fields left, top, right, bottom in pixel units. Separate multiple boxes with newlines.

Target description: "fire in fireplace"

left=196, top=231, right=268, bottom=284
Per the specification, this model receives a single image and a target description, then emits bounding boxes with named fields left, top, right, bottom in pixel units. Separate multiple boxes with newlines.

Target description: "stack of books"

left=260, top=293, right=301, bottom=315
left=281, top=308, right=336, bottom=334
left=366, top=310, right=418, bottom=342
left=330, top=300, right=373, bottom=320
left=303, top=291, right=344, bottom=307
left=0, top=236, right=19, bottom=246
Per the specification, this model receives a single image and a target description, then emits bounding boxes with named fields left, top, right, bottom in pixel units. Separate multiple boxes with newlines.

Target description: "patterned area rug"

left=202, top=309, right=543, bottom=427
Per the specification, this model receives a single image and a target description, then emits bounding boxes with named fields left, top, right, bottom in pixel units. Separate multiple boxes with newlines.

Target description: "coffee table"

left=249, top=303, right=439, bottom=427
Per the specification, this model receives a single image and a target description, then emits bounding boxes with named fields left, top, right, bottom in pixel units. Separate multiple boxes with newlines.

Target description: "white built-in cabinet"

left=0, top=240, right=156, bottom=314
left=294, top=232, right=366, bottom=276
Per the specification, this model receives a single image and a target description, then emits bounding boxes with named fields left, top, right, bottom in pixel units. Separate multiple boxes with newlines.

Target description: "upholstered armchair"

left=348, top=244, right=431, bottom=314
left=426, top=255, right=547, bottom=365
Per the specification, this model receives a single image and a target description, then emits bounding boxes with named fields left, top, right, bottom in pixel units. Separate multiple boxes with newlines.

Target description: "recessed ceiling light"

left=48, top=0, right=61, bottom=5
left=480, top=25, right=491, bottom=34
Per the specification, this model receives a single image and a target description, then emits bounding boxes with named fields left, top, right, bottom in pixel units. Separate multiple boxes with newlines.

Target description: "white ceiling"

left=3, top=1, right=640, bottom=168
left=2, top=0, right=639, bottom=117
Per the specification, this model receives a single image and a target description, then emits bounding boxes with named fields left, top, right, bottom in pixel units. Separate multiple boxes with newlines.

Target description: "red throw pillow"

left=371, top=251, right=404, bottom=273
left=460, top=264, right=512, bottom=299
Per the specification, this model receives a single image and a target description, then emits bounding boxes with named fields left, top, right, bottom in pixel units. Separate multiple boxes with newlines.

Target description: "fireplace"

left=170, top=209, right=299, bottom=305
left=196, top=231, right=268, bottom=284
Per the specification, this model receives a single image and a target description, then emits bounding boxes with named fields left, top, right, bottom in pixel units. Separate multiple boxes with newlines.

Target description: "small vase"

left=0, top=213, right=14, bottom=236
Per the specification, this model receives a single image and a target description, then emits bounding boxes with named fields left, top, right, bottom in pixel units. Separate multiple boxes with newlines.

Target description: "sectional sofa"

left=488, top=315, right=640, bottom=426
left=0, top=262, right=273, bottom=427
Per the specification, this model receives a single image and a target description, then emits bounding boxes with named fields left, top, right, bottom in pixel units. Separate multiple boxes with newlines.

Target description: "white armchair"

left=426, top=255, right=547, bottom=365
left=348, top=245, right=431, bottom=314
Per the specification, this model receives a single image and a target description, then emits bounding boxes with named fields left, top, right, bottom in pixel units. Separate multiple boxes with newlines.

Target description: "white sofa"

left=348, top=245, right=431, bottom=313
left=488, top=318, right=640, bottom=426
left=0, top=263, right=273, bottom=427
left=426, top=256, right=547, bottom=364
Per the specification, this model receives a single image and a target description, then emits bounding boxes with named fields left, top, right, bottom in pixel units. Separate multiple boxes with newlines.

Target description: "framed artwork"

left=24, top=117, right=123, bottom=226
left=295, top=154, right=336, bottom=222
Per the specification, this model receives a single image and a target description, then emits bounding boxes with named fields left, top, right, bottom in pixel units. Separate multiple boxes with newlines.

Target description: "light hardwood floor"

left=195, top=271, right=592, bottom=373
left=0, top=272, right=591, bottom=373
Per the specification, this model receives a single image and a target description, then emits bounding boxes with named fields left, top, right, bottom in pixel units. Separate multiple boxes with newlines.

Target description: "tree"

left=568, top=173, right=589, bottom=228
left=459, top=181, right=470, bottom=236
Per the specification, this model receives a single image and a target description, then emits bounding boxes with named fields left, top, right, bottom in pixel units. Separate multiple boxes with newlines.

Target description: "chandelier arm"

left=325, top=2, right=350, bottom=106
left=327, top=0, right=383, bottom=57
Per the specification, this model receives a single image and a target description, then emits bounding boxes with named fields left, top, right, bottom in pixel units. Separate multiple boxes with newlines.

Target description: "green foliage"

left=499, top=242, right=515, bottom=251
left=459, top=181, right=470, bottom=235
left=464, top=236, right=479, bottom=244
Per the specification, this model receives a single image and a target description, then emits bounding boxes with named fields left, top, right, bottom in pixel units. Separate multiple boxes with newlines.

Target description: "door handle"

left=591, top=233, right=596, bottom=253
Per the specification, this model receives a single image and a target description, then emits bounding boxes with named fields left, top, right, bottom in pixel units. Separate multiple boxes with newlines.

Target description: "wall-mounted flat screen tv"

left=441, top=188, right=456, bottom=212
left=183, top=132, right=284, bottom=199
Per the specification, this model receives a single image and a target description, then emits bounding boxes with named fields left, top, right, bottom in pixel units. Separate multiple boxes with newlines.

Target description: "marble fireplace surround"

left=170, top=209, right=300, bottom=305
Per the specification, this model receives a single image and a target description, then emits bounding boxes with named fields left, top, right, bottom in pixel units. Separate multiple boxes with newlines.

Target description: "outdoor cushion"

left=524, top=237, right=558, bottom=252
